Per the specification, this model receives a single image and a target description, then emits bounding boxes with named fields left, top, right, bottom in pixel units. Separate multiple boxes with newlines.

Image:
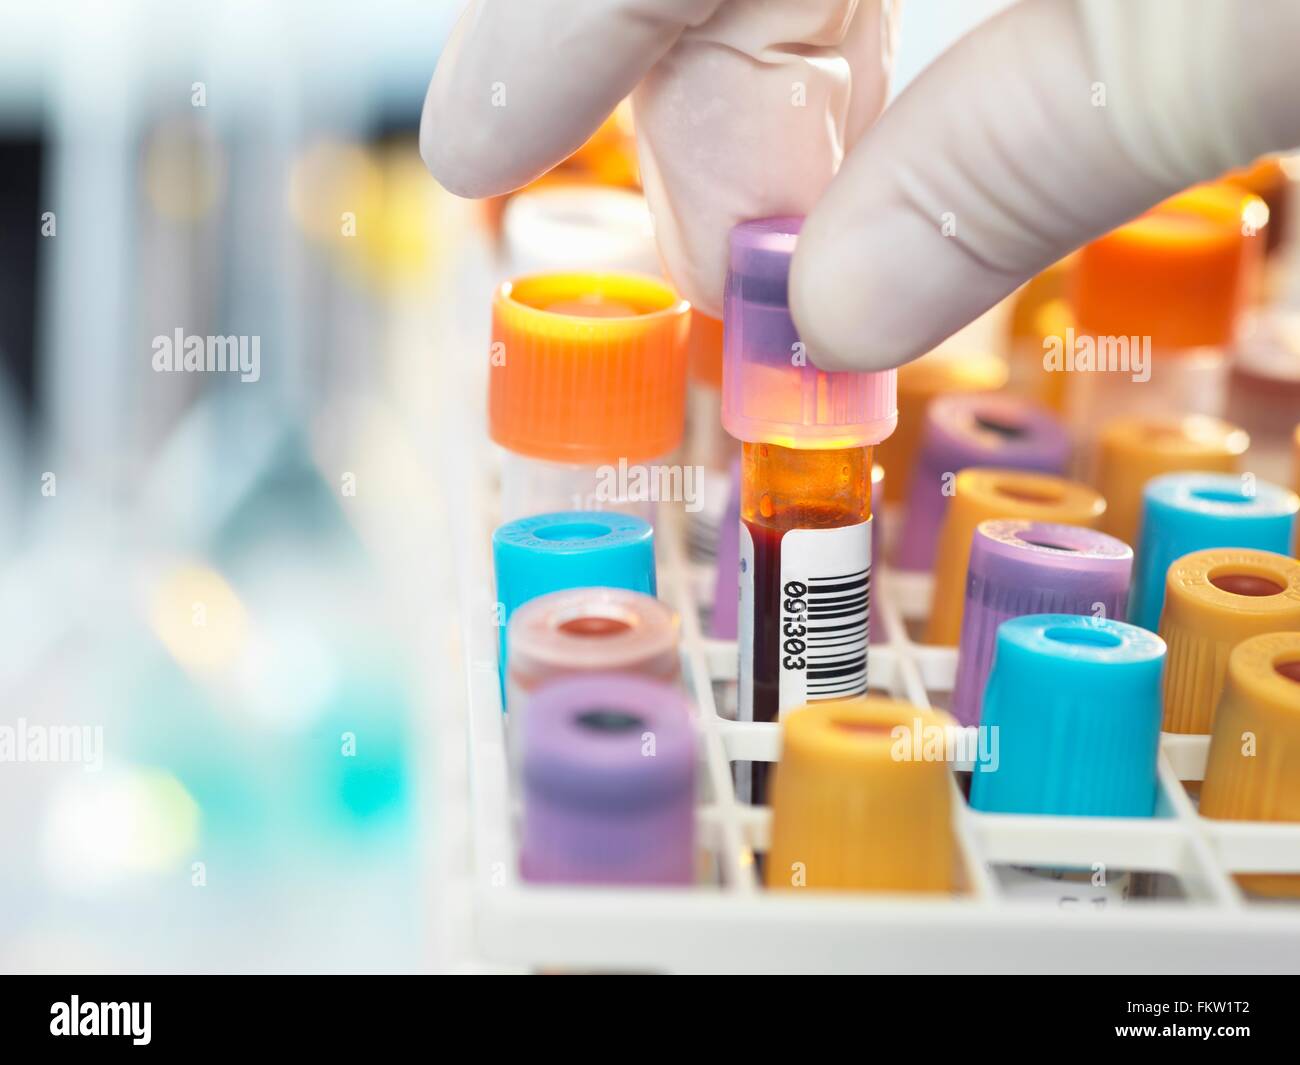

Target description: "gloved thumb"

left=791, top=0, right=1300, bottom=372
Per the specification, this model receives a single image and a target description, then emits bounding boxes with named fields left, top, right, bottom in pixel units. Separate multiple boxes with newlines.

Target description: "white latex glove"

left=422, top=0, right=1300, bottom=372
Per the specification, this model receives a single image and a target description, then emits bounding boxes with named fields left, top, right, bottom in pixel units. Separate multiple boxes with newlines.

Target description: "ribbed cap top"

left=520, top=673, right=694, bottom=808
left=721, top=218, right=897, bottom=448
left=492, top=511, right=657, bottom=682
left=765, top=698, right=957, bottom=893
left=519, top=672, right=695, bottom=886
left=507, top=586, right=681, bottom=693
left=489, top=272, right=690, bottom=463
left=1130, top=472, right=1299, bottom=631
left=1158, top=548, right=1300, bottom=734
left=969, top=615, right=1166, bottom=817
left=925, top=469, right=1107, bottom=646
left=951, top=521, right=1133, bottom=726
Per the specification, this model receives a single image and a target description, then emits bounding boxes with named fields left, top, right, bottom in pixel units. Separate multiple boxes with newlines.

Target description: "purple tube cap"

left=520, top=673, right=695, bottom=810
left=971, top=519, right=1133, bottom=595
left=721, top=217, right=897, bottom=449
left=924, top=393, right=1070, bottom=474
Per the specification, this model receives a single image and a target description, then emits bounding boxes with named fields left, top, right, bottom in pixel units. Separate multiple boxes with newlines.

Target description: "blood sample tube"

left=720, top=218, right=898, bottom=804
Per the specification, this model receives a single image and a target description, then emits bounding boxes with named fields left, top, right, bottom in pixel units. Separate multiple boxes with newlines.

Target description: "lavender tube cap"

left=895, top=393, right=1070, bottom=571
left=950, top=520, right=1133, bottom=726
left=519, top=673, right=696, bottom=885
left=721, top=217, right=896, bottom=448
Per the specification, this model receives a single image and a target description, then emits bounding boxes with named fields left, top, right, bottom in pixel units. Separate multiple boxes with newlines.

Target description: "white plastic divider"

left=448, top=416, right=1300, bottom=972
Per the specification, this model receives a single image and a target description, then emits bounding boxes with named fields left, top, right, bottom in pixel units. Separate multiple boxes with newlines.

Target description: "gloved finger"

left=634, top=0, right=894, bottom=316
left=791, top=0, right=1300, bottom=372
left=421, top=0, right=726, bottom=199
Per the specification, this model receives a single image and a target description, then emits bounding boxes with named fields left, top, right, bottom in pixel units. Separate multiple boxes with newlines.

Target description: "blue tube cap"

left=1130, top=472, right=1298, bottom=631
left=492, top=511, right=656, bottom=680
left=969, top=614, right=1166, bottom=817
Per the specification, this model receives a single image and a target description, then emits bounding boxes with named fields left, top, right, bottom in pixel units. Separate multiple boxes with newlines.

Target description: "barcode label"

left=778, top=521, right=871, bottom=715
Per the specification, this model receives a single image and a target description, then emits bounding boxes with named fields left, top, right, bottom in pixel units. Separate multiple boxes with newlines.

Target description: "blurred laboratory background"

left=0, top=0, right=1065, bottom=973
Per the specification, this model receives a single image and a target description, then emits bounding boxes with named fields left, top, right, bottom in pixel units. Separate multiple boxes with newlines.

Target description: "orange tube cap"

left=489, top=272, right=690, bottom=464
left=1073, top=183, right=1263, bottom=350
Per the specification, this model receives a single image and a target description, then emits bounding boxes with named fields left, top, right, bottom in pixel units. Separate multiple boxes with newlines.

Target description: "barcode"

left=804, top=566, right=869, bottom=698
left=686, top=512, right=720, bottom=561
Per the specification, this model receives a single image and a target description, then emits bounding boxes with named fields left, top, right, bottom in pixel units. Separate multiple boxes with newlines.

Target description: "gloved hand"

left=421, top=0, right=1300, bottom=372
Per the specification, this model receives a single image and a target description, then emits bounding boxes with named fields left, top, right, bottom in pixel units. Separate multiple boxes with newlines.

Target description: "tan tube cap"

left=766, top=698, right=958, bottom=893
left=1159, top=548, right=1300, bottom=734
left=1094, top=415, right=1249, bottom=548
left=1200, top=631, right=1300, bottom=898
left=926, top=470, right=1106, bottom=646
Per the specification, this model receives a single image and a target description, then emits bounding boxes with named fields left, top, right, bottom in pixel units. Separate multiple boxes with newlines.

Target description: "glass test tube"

left=489, top=272, right=690, bottom=524
left=720, top=218, right=897, bottom=804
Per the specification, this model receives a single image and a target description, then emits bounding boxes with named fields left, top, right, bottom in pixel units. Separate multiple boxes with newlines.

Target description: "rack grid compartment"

left=450, top=434, right=1300, bottom=974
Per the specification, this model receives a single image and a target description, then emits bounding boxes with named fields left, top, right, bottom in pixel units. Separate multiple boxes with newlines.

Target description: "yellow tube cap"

left=1159, top=548, right=1300, bottom=734
left=926, top=470, right=1106, bottom=646
left=877, top=350, right=1007, bottom=504
left=766, top=699, right=958, bottom=893
left=1094, top=415, right=1249, bottom=548
left=1200, top=631, right=1300, bottom=897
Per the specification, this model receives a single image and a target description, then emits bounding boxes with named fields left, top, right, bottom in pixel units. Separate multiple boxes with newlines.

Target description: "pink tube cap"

left=721, top=217, right=897, bottom=449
